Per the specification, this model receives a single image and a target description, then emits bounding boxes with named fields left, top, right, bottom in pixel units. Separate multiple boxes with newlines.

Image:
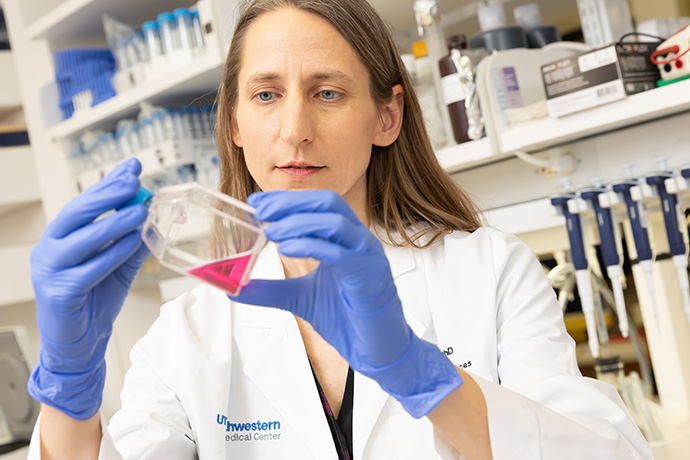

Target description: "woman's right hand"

left=27, top=158, right=150, bottom=420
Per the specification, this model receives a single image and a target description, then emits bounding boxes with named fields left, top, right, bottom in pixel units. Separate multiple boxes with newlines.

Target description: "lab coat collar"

left=381, top=240, right=417, bottom=280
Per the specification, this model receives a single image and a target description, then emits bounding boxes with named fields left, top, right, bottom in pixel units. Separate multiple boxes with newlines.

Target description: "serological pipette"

left=551, top=193, right=600, bottom=358
left=581, top=185, right=629, bottom=338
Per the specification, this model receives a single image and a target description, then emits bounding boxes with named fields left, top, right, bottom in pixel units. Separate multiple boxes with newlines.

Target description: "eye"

left=256, top=91, right=274, bottom=102
left=319, top=90, right=340, bottom=100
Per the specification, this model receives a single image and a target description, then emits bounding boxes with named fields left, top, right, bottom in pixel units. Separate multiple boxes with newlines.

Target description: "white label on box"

left=441, top=74, right=466, bottom=105
left=578, top=46, right=617, bottom=73
left=546, top=79, right=626, bottom=118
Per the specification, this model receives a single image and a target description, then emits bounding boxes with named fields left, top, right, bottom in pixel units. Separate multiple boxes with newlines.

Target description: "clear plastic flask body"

left=142, top=183, right=268, bottom=296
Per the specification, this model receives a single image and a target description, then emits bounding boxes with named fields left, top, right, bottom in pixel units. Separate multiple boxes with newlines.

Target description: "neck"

left=280, top=179, right=370, bottom=278
left=281, top=255, right=319, bottom=279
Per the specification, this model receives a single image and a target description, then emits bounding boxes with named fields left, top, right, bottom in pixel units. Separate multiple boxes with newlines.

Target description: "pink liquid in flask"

left=187, top=253, right=252, bottom=295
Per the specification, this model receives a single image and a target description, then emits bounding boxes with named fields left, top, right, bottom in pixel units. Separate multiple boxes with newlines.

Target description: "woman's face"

left=231, top=7, right=399, bottom=222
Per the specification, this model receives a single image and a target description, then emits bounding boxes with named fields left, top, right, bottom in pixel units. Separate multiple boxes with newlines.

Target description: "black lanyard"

left=310, top=364, right=354, bottom=460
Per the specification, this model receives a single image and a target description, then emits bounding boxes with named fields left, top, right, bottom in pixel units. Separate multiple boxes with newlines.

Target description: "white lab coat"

left=28, top=227, right=653, bottom=459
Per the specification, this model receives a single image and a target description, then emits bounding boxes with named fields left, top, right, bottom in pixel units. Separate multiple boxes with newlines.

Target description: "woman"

left=27, top=0, right=652, bottom=459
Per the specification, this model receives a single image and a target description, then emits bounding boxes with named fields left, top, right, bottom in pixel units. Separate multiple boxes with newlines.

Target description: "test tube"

left=161, top=108, right=176, bottom=140
left=182, top=106, right=195, bottom=138
left=172, top=108, right=188, bottom=139
left=133, top=31, right=148, bottom=63
left=68, top=145, right=85, bottom=176
left=173, top=8, right=194, bottom=51
left=116, top=125, right=132, bottom=157
left=139, top=117, right=156, bottom=149
left=158, top=12, right=179, bottom=54
left=191, top=106, right=204, bottom=139
left=114, top=39, right=130, bottom=71
left=191, top=9, right=205, bottom=50
left=142, top=21, right=162, bottom=62
left=127, top=123, right=142, bottom=155
left=152, top=110, right=166, bottom=144
left=123, top=36, right=139, bottom=69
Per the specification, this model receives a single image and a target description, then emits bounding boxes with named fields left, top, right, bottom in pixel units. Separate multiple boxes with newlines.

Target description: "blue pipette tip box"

left=118, top=187, right=154, bottom=210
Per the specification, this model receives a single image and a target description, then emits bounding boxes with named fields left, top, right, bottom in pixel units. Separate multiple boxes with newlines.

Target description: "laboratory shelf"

left=0, top=146, right=41, bottom=216
left=499, top=78, right=690, bottom=154
left=0, top=244, right=34, bottom=307
left=437, top=137, right=500, bottom=174
left=47, top=51, right=224, bottom=140
left=25, top=0, right=194, bottom=41
left=0, top=51, right=21, bottom=114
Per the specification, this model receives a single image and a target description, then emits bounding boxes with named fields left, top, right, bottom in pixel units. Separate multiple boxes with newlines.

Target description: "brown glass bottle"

left=438, top=34, right=470, bottom=144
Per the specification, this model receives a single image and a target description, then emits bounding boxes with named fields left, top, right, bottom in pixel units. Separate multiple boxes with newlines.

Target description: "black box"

left=541, top=42, right=660, bottom=117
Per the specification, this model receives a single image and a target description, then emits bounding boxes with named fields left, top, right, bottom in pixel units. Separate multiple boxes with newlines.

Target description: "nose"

left=279, top=94, right=315, bottom=147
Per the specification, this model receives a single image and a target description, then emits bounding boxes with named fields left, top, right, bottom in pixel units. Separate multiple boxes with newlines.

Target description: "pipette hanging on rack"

left=610, top=178, right=660, bottom=333
left=581, top=182, right=629, bottom=338
left=551, top=191, right=600, bottom=358
left=645, top=164, right=690, bottom=323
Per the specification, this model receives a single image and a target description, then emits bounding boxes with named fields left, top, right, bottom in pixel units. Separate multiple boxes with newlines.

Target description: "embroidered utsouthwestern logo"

left=217, top=414, right=282, bottom=442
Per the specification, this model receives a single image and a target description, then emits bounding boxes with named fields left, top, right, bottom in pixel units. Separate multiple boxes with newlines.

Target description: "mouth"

left=277, top=162, right=325, bottom=179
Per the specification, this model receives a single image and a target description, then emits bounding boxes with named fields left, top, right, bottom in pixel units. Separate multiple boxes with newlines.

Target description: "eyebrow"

left=245, top=70, right=355, bottom=88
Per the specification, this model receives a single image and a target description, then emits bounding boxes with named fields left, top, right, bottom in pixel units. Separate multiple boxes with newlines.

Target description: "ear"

left=373, top=84, right=404, bottom=147
left=230, top=110, right=243, bottom=148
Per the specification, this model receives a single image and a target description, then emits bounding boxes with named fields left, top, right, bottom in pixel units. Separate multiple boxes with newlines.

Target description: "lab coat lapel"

left=241, top=244, right=338, bottom=460
left=354, top=243, right=423, bottom=460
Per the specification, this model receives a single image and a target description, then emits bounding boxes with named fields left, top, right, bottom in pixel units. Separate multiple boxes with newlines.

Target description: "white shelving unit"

left=0, top=50, right=21, bottom=116
left=0, top=244, right=34, bottom=306
left=0, top=146, right=41, bottom=216
left=436, top=137, right=497, bottom=173
left=25, top=0, right=195, bottom=41
left=499, top=78, right=690, bottom=154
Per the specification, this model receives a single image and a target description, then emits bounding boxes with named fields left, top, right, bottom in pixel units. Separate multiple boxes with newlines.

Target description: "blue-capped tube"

left=581, top=187, right=629, bottom=338
left=646, top=173, right=690, bottom=321
left=190, top=9, right=205, bottom=50
left=174, top=8, right=194, bottom=52
left=551, top=194, right=600, bottom=358
left=158, top=12, right=179, bottom=54
left=143, top=21, right=163, bottom=62
left=612, top=180, right=660, bottom=332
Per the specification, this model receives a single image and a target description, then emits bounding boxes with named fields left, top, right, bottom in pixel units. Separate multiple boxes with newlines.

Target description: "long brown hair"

left=216, top=0, right=482, bottom=248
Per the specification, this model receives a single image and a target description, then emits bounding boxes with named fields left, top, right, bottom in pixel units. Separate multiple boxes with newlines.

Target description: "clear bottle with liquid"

left=412, top=40, right=446, bottom=149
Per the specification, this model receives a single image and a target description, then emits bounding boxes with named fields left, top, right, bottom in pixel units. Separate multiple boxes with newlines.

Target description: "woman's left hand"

left=230, top=190, right=463, bottom=418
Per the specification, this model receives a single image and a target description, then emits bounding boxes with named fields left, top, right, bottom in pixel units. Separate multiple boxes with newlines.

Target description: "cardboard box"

left=541, top=42, right=660, bottom=117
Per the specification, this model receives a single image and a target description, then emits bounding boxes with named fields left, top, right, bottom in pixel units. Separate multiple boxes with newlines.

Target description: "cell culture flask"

left=142, top=182, right=267, bottom=296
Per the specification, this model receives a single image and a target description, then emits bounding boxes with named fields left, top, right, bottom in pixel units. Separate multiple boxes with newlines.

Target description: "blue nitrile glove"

left=230, top=190, right=463, bottom=418
left=27, top=158, right=150, bottom=420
